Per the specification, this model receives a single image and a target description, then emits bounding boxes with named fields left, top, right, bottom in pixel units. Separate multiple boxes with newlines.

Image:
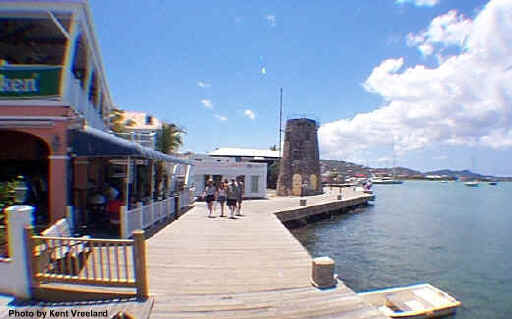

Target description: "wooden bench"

left=37, top=219, right=91, bottom=275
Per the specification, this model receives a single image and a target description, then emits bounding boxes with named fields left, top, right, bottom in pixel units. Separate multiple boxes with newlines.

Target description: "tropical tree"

left=109, top=108, right=136, bottom=133
left=155, top=123, right=185, bottom=154
left=154, top=123, right=186, bottom=197
left=267, top=160, right=280, bottom=189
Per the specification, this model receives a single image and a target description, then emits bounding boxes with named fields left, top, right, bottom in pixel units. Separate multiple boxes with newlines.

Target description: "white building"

left=188, top=154, right=267, bottom=198
left=208, top=147, right=279, bottom=167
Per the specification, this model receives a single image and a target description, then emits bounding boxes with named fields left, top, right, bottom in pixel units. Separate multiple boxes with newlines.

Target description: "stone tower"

left=277, top=118, right=322, bottom=196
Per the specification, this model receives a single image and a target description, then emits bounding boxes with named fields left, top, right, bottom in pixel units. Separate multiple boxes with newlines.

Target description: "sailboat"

left=464, top=157, right=480, bottom=187
left=372, top=138, right=403, bottom=184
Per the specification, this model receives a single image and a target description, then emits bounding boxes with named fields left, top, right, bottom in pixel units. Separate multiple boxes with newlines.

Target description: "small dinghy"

left=358, top=283, right=461, bottom=318
left=464, top=181, right=479, bottom=187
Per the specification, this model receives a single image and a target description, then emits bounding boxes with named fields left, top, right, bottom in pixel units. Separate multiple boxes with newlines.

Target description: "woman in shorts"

left=226, top=179, right=239, bottom=218
left=203, top=180, right=217, bottom=217
left=216, top=182, right=227, bottom=217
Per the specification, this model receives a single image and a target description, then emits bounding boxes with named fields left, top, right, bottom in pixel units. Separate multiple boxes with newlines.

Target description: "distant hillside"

left=320, top=159, right=511, bottom=181
left=320, top=159, right=370, bottom=176
left=425, top=169, right=487, bottom=179
left=374, top=166, right=423, bottom=176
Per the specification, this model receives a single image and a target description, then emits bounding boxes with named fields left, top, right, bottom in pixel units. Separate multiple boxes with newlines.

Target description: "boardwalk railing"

left=29, top=229, right=148, bottom=298
left=120, top=189, right=195, bottom=239
left=121, top=197, right=176, bottom=239
left=179, top=188, right=194, bottom=211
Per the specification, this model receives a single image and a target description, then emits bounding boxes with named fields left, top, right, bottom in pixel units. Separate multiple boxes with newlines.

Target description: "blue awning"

left=70, top=127, right=192, bottom=165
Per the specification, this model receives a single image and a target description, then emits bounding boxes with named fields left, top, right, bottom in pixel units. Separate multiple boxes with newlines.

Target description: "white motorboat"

left=358, top=283, right=461, bottom=319
left=464, top=181, right=479, bottom=187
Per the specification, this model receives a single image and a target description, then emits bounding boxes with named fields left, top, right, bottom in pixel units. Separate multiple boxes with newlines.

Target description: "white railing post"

left=2, top=206, right=34, bottom=299
left=149, top=202, right=154, bottom=226
left=66, top=206, right=74, bottom=234
left=154, top=201, right=160, bottom=223
left=120, top=206, right=127, bottom=239
left=137, top=202, right=143, bottom=229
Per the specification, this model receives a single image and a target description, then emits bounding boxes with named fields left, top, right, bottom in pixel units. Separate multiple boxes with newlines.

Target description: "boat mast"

left=279, top=88, right=283, bottom=158
left=392, top=137, right=396, bottom=178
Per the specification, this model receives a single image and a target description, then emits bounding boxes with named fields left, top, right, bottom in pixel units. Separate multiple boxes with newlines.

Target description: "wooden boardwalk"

left=0, top=297, right=153, bottom=319
left=147, top=188, right=388, bottom=319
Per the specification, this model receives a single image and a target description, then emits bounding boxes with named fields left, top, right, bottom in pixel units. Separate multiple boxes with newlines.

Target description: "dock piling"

left=311, top=257, right=336, bottom=289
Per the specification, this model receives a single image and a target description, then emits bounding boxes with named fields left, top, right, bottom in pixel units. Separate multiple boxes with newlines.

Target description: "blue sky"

left=89, top=0, right=512, bottom=176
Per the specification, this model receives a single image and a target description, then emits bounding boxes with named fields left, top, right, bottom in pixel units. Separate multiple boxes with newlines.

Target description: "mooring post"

left=311, top=256, right=337, bottom=289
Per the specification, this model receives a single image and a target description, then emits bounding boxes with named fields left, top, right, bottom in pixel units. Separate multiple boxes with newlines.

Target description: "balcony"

left=113, top=131, right=156, bottom=149
left=0, top=9, right=111, bottom=131
left=63, top=69, right=106, bottom=130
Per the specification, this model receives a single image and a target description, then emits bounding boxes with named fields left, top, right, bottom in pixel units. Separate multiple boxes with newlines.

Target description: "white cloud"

left=261, top=67, right=267, bottom=75
left=265, top=14, right=277, bottom=27
left=376, top=157, right=392, bottom=163
left=418, top=43, right=434, bottom=56
left=197, top=81, right=211, bottom=88
left=396, top=0, right=440, bottom=7
left=201, top=99, right=213, bottom=109
left=320, top=0, right=512, bottom=160
left=406, top=10, right=472, bottom=56
left=215, top=114, right=228, bottom=121
left=244, top=109, right=256, bottom=120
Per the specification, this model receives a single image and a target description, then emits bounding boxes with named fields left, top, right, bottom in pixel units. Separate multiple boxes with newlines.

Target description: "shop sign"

left=0, top=65, right=61, bottom=98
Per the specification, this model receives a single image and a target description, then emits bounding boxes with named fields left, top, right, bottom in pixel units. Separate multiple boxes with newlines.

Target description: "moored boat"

left=488, top=181, right=497, bottom=185
left=372, top=177, right=403, bottom=184
left=464, top=181, right=479, bottom=187
left=358, top=283, right=461, bottom=319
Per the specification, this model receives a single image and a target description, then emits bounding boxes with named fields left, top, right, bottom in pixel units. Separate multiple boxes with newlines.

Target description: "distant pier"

left=147, top=188, right=385, bottom=318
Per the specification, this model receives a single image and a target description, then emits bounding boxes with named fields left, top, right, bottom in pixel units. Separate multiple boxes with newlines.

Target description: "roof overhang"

left=70, top=127, right=192, bottom=165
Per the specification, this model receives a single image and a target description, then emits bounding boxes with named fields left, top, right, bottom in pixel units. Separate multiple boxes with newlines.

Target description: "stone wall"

left=277, top=118, right=322, bottom=196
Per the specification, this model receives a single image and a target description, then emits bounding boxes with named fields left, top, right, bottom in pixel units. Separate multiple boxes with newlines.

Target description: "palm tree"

left=154, top=123, right=186, bottom=197
left=155, top=123, right=185, bottom=154
left=109, top=108, right=136, bottom=133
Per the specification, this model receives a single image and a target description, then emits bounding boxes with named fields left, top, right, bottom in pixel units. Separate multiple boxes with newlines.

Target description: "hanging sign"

left=0, top=65, right=62, bottom=98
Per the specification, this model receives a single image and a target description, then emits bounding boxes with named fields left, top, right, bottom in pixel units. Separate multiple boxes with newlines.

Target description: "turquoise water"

left=291, top=181, right=512, bottom=318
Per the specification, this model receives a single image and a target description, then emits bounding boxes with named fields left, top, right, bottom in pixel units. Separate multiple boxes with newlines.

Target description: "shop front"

left=189, top=155, right=267, bottom=199
left=70, top=127, right=192, bottom=237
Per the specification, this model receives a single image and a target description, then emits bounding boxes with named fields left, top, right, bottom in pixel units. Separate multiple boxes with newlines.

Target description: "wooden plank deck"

left=148, top=188, right=388, bottom=318
left=0, top=297, right=153, bottom=319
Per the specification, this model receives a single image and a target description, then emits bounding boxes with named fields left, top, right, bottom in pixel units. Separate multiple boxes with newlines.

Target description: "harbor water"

left=291, top=181, right=512, bottom=318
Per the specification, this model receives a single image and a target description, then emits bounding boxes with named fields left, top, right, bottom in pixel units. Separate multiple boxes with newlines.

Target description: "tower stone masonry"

left=277, top=118, right=322, bottom=196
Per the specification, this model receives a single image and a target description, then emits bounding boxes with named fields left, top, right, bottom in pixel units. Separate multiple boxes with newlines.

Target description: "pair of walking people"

left=204, top=179, right=243, bottom=218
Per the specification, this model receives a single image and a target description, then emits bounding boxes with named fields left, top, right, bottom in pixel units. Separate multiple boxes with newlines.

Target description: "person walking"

left=203, top=179, right=217, bottom=217
left=226, top=179, right=239, bottom=218
left=236, top=178, right=244, bottom=216
left=217, top=181, right=227, bottom=217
